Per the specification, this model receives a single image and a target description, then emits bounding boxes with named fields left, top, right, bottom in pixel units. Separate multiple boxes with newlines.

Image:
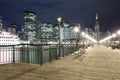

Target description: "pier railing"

left=0, top=44, right=85, bottom=65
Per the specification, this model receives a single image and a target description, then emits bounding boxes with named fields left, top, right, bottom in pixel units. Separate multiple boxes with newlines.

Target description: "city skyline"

left=0, top=0, right=120, bottom=32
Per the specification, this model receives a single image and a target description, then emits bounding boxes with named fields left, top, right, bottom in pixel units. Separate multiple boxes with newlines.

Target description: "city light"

left=117, top=30, right=120, bottom=35
left=99, top=30, right=120, bottom=43
left=81, top=31, right=97, bottom=43
left=57, top=16, right=62, bottom=23
left=74, top=27, right=79, bottom=33
left=99, top=36, right=112, bottom=43
left=81, top=32, right=85, bottom=36
left=112, top=33, right=117, bottom=38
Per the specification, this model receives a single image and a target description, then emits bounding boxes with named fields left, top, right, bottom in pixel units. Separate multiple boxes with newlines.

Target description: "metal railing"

left=0, top=44, right=85, bottom=65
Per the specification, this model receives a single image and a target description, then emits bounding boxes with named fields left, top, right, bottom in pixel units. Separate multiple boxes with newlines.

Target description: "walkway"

left=0, top=45, right=120, bottom=80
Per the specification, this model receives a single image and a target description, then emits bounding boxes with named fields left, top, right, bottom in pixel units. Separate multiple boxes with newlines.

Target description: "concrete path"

left=0, top=45, right=120, bottom=80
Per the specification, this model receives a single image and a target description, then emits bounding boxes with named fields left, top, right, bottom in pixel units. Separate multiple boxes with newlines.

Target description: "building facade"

left=0, top=16, right=2, bottom=32
left=7, top=23, right=17, bottom=34
left=22, top=11, right=37, bottom=42
left=60, top=23, right=79, bottom=43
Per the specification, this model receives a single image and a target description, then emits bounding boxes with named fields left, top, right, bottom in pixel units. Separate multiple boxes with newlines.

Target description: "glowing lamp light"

left=99, top=35, right=113, bottom=43
left=81, top=32, right=85, bottom=36
left=117, top=30, right=120, bottom=35
left=74, top=27, right=79, bottom=33
left=81, top=31, right=97, bottom=43
left=112, top=34, right=117, bottom=38
left=57, top=16, right=62, bottom=23
left=85, top=34, right=88, bottom=37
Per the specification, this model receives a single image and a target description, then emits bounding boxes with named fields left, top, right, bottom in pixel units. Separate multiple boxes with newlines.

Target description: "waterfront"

left=0, top=44, right=78, bottom=65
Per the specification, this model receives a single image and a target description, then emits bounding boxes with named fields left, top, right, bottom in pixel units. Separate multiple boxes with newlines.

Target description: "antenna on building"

left=96, top=13, right=98, bottom=20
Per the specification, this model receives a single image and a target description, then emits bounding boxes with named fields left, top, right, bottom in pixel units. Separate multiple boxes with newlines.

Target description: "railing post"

left=40, top=45, right=43, bottom=65
left=62, top=44, right=64, bottom=57
left=13, top=46, right=15, bottom=63
left=36, top=45, right=40, bottom=64
left=49, top=45, right=52, bottom=62
left=56, top=44, right=58, bottom=59
left=67, top=45, right=68, bottom=56
left=27, top=44, right=29, bottom=63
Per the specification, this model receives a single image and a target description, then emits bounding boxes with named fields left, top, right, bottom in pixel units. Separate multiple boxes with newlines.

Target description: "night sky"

left=0, top=0, right=120, bottom=32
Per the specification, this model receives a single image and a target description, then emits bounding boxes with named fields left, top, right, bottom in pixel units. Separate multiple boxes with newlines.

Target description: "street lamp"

left=74, top=26, right=80, bottom=49
left=74, top=27, right=79, bottom=33
left=117, top=30, right=120, bottom=49
left=81, top=32, right=85, bottom=45
left=57, top=16, right=62, bottom=57
left=112, top=33, right=117, bottom=44
left=81, top=32, right=85, bottom=36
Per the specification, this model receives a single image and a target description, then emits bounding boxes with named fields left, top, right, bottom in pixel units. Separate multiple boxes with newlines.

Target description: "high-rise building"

left=23, top=11, right=37, bottom=42
left=60, top=23, right=70, bottom=41
left=60, top=23, right=80, bottom=42
left=0, top=16, right=3, bottom=32
left=94, top=13, right=100, bottom=41
left=38, top=22, right=54, bottom=41
left=7, top=23, right=17, bottom=34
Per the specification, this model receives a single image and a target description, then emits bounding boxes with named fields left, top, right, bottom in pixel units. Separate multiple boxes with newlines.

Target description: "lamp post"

left=81, top=31, right=85, bottom=46
left=112, top=33, right=117, bottom=45
left=74, top=26, right=80, bottom=49
left=117, top=30, right=120, bottom=49
left=57, top=16, right=62, bottom=57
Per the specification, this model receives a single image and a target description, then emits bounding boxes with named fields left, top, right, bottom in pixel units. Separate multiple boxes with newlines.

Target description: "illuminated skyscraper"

left=7, top=23, right=17, bottom=34
left=23, top=11, right=37, bottom=42
left=94, top=13, right=100, bottom=41
left=0, top=16, right=3, bottom=32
